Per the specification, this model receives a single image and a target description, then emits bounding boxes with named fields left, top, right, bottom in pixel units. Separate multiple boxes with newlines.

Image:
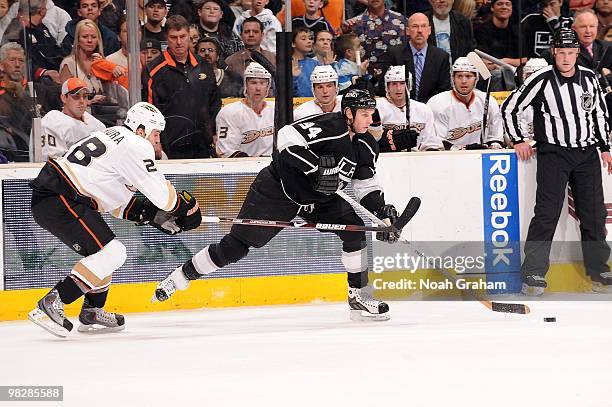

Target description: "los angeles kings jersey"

left=272, top=112, right=384, bottom=208
left=31, top=126, right=177, bottom=215
left=216, top=100, right=275, bottom=158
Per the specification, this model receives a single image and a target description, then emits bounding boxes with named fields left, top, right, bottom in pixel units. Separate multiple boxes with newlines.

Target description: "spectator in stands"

left=426, top=0, right=475, bottom=63
left=335, top=32, right=368, bottom=91
left=312, top=29, right=335, bottom=65
left=43, top=0, right=71, bottom=44
left=15, top=0, right=63, bottom=84
left=230, top=0, right=250, bottom=21
left=342, top=0, right=406, bottom=77
left=474, top=0, right=522, bottom=68
left=107, top=16, right=128, bottom=68
left=196, top=37, right=233, bottom=95
left=61, top=0, right=120, bottom=56
left=140, top=37, right=161, bottom=65
left=294, top=65, right=342, bottom=119
left=596, top=0, right=612, bottom=37
left=278, top=0, right=344, bottom=32
left=453, top=0, right=476, bottom=19
left=37, top=77, right=105, bottom=161
left=142, top=0, right=167, bottom=46
left=98, top=0, right=124, bottom=34
left=215, top=62, right=274, bottom=157
left=380, top=13, right=451, bottom=103
left=232, top=0, right=282, bottom=53
left=292, top=27, right=320, bottom=96
left=189, top=23, right=200, bottom=52
left=60, top=19, right=108, bottom=106
left=292, top=0, right=333, bottom=34
left=0, top=42, right=33, bottom=161
left=600, top=23, right=612, bottom=40
left=225, top=16, right=275, bottom=96
left=145, top=15, right=221, bottom=158
left=521, top=0, right=573, bottom=58
left=196, top=0, right=243, bottom=60
left=0, top=0, right=18, bottom=44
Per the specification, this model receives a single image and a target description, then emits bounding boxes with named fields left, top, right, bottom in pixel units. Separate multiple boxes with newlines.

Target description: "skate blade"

left=349, top=310, right=390, bottom=322
left=28, top=308, right=70, bottom=338
left=592, top=283, right=612, bottom=293
left=77, top=324, right=126, bottom=334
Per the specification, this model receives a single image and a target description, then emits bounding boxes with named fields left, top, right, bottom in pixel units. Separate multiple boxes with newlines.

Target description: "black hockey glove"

left=314, top=155, right=340, bottom=195
left=375, top=204, right=400, bottom=243
left=379, top=128, right=419, bottom=152
left=126, top=197, right=182, bottom=235
left=464, top=143, right=489, bottom=150
left=173, top=191, right=202, bottom=232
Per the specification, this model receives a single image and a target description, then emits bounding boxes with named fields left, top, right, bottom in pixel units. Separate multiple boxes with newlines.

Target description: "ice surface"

left=1, top=300, right=611, bottom=407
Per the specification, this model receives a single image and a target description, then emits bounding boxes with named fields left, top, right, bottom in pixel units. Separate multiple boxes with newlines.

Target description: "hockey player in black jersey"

left=154, top=89, right=402, bottom=320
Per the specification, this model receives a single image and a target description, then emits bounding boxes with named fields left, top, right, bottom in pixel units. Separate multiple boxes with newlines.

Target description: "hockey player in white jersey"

left=36, top=78, right=106, bottom=161
left=376, top=66, right=444, bottom=151
left=27, top=102, right=202, bottom=338
left=154, top=89, right=405, bottom=321
left=294, top=65, right=343, bottom=120
left=216, top=62, right=275, bottom=157
left=513, top=58, right=549, bottom=142
left=427, top=57, right=505, bottom=149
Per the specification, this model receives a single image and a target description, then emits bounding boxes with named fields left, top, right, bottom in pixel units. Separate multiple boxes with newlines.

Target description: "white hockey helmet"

left=124, top=102, right=165, bottom=138
left=522, top=58, right=548, bottom=81
left=384, top=65, right=412, bottom=98
left=243, top=62, right=272, bottom=96
left=310, top=65, right=338, bottom=94
left=452, top=57, right=479, bottom=77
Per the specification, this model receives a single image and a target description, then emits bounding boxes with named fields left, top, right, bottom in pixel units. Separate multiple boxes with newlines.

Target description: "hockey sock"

left=190, top=245, right=222, bottom=276
left=55, top=276, right=87, bottom=304
left=84, top=289, right=109, bottom=308
left=347, top=270, right=368, bottom=288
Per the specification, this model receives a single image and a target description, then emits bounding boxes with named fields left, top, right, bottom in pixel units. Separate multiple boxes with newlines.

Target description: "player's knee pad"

left=209, top=234, right=250, bottom=267
left=72, top=239, right=127, bottom=290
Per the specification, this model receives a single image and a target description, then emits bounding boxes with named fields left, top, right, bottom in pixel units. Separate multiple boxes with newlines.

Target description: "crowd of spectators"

left=0, top=0, right=608, bottom=161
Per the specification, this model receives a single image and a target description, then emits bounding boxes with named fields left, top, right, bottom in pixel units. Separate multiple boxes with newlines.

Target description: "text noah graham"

left=372, top=278, right=507, bottom=291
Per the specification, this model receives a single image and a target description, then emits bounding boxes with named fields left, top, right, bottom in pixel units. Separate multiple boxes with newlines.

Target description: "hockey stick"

left=337, top=190, right=531, bottom=315
left=201, top=216, right=396, bottom=233
left=466, top=52, right=493, bottom=145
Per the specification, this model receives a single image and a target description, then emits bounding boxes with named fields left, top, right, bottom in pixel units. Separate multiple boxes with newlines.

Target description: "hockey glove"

left=126, top=197, right=182, bottom=235
left=173, top=191, right=202, bottom=231
left=375, top=204, right=400, bottom=243
left=314, top=155, right=340, bottom=195
left=379, top=128, right=419, bottom=152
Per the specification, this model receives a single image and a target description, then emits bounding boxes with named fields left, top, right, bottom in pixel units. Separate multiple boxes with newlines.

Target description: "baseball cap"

left=140, top=38, right=162, bottom=51
left=61, top=78, right=88, bottom=95
left=145, top=0, right=166, bottom=7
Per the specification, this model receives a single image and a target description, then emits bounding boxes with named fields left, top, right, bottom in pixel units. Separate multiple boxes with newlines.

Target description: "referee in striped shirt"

left=502, top=29, right=612, bottom=296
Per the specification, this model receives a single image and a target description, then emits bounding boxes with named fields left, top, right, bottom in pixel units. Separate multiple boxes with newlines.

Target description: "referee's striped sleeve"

left=591, top=76, right=610, bottom=152
left=501, top=69, right=548, bottom=143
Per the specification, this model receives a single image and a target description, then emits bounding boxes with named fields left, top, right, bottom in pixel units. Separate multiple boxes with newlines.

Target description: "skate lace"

left=94, top=309, right=117, bottom=324
left=356, top=289, right=379, bottom=307
left=52, top=295, right=65, bottom=319
left=160, top=278, right=177, bottom=295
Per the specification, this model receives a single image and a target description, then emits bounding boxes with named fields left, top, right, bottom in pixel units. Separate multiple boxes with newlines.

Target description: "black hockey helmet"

left=341, top=88, right=377, bottom=112
left=552, top=29, right=580, bottom=48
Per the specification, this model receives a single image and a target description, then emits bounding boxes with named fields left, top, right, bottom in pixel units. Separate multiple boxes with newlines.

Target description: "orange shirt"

left=277, top=0, right=344, bottom=32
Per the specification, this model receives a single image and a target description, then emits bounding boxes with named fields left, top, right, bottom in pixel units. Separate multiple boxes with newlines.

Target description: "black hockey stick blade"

left=392, top=197, right=421, bottom=231
left=490, top=302, right=531, bottom=314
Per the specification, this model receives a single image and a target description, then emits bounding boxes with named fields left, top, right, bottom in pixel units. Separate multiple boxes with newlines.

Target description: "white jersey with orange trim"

left=38, top=110, right=106, bottom=161
left=375, top=97, right=444, bottom=150
left=53, top=126, right=177, bottom=214
left=215, top=100, right=275, bottom=157
left=426, top=90, right=505, bottom=146
left=293, top=96, right=343, bottom=120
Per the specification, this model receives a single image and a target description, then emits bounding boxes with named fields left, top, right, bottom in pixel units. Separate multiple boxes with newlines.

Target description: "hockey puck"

left=543, top=317, right=556, bottom=322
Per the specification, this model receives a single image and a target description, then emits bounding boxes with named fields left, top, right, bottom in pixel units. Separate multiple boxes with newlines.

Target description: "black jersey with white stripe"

left=502, top=65, right=610, bottom=151
left=271, top=112, right=384, bottom=209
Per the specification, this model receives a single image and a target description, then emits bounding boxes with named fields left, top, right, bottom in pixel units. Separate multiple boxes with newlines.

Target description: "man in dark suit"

left=378, top=13, right=451, bottom=103
left=426, top=0, right=474, bottom=63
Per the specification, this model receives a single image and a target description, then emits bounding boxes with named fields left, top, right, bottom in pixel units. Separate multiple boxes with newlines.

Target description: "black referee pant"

left=522, top=143, right=611, bottom=281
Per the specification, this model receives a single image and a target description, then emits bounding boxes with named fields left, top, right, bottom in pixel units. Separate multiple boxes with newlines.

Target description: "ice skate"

left=77, top=298, right=125, bottom=334
left=591, top=272, right=612, bottom=293
left=28, top=288, right=73, bottom=338
left=521, top=275, right=547, bottom=297
left=348, top=287, right=390, bottom=321
left=152, top=264, right=190, bottom=302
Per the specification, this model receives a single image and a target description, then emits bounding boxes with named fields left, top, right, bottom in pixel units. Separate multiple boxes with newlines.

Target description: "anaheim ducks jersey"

left=37, top=110, right=106, bottom=161
left=518, top=106, right=534, bottom=138
left=272, top=112, right=384, bottom=208
left=216, top=100, right=275, bottom=157
left=31, top=126, right=177, bottom=215
left=426, top=90, right=504, bottom=146
left=293, top=95, right=343, bottom=120
left=375, top=97, right=444, bottom=150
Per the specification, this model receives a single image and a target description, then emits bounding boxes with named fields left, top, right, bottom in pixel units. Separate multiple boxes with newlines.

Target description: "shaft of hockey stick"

left=201, top=216, right=394, bottom=232
left=466, top=52, right=493, bottom=145
left=336, top=191, right=530, bottom=315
